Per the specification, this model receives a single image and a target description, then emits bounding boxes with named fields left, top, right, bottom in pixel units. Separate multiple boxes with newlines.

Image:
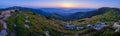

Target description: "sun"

left=61, top=3, right=74, bottom=8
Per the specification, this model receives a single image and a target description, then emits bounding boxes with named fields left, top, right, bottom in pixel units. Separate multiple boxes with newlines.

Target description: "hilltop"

left=0, top=6, right=96, bottom=21
left=0, top=7, right=120, bottom=36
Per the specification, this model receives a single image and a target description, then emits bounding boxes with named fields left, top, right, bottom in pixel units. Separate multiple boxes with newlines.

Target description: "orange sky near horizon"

left=0, top=0, right=119, bottom=8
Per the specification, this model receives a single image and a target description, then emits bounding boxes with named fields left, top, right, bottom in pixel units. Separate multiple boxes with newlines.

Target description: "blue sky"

left=0, top=0, right=120, bottom=8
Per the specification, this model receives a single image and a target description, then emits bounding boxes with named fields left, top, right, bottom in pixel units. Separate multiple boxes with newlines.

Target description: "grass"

left=6, top=11, right=18, bottom=36
left=0, top=24, right=2, bottom=31
left=6, top=10, right=119, bottom=36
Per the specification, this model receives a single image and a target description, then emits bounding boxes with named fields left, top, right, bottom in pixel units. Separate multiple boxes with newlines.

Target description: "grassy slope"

left=6, top=11, right=87, bottom=36
left=70, top=8, right=120, bottom=36
left=6, top=11, right=18, bottom=36
left=6, top=9, right=120, bottom=36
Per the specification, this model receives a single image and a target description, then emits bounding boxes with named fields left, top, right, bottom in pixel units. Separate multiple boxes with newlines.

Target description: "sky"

left=0, top=0, right=120, bottom=8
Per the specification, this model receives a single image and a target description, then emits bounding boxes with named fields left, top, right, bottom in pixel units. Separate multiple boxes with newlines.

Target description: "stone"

left=24, top=24, right=30, bottom=29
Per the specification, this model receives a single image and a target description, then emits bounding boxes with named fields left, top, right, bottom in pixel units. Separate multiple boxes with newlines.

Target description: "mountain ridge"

left=0, top=6, right=119, bottom=21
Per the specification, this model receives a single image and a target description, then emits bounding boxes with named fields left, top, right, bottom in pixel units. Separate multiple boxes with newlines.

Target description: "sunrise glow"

left=0, top=0, right=120, bottom=8
left=61, top=3, right=74, bottom=8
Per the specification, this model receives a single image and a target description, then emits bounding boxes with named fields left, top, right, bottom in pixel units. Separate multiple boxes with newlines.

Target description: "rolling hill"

left=0, top=7, right=120, bottom=36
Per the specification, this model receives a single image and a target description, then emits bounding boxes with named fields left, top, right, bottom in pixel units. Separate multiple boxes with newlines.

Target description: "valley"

left=0, top=7, right=120, bottom=36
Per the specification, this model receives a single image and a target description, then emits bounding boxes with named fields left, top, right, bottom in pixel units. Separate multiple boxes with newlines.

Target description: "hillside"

left=1, top=7, right=120, bottom=36
left=5, top=10, right=66, bottom=36
left=69, top=7, right=120, bottom=36
left=0, top=10, right=89, bottom=36
left=75, top=7, right=120, bottom=24
left=45, top=7, right=120, bottom=21
left=0, top=6, right=96, bottom=21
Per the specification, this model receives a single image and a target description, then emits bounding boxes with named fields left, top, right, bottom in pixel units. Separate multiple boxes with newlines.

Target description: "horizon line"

left=0, top=6, right=119, bottom=9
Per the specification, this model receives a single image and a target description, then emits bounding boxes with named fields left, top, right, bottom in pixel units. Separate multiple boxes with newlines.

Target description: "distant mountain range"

left=78, top=7, right=120, bottom=24
left=47, top=7, right=120, bottom=21
left=0, top=6, right=52, bottom=16
left=68, top=7, right=120, bottom=20
left=40, top=8, right=95, bottom=15
left=0, top=6, right=119, bottom=21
